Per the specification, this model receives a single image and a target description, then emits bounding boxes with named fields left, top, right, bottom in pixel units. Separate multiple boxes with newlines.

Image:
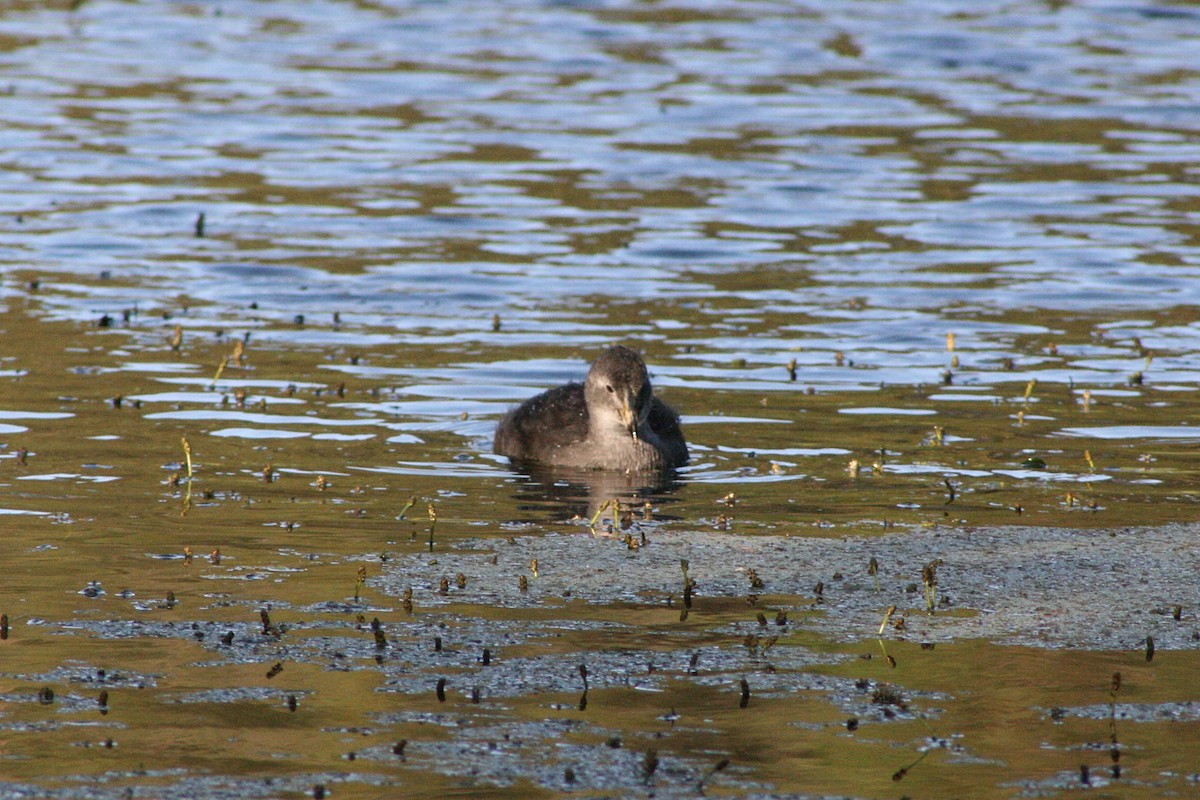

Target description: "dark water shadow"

left=500, top=461, right=686, bottom=524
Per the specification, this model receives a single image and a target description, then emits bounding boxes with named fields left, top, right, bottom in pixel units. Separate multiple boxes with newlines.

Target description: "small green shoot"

left=427, top=502, right=437, bottom=552
left=922, top=560, right=941, bottom=613
left=354, top=566, right=367, bottom=603
left=1022, top=378, right=1037, bottom=407
left=588, top=498, right=617, bottom=532
left=181, top=436, right=193, bottom=481
left=398, top=495, right=416, bottom=520
left=210, top=356, right=227, bottom=389
left=878, top=604, right=897, bottom=635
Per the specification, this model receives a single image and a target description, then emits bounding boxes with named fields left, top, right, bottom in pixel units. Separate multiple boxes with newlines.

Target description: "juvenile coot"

left=494, top=345, right=688, bottom=471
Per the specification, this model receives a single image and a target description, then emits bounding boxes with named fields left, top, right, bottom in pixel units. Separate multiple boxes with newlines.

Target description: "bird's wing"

left=494, top=382, right=590, bottom=460
left=647, top=396, right=688, bottom=466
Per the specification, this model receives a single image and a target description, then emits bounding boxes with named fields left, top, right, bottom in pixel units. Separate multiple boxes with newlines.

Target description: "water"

left=1, top=0, right=1200, bottom=797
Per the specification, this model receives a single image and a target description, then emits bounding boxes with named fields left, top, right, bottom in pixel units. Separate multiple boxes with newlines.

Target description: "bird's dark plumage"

left=494, top=345, right=687, bottom=471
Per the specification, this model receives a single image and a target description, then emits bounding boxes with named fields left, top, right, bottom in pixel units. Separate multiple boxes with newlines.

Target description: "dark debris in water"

left=1045, top=701, right=1200, bottom=724
left=23, top=520, right=1200, bottom=798
left=353, top=717, right=766, bottom=797
left=373, top=523, right=1200, bottom=651
left=0, top=773, right=399, bottom=800
left=0, top=662, right=156, bottom=691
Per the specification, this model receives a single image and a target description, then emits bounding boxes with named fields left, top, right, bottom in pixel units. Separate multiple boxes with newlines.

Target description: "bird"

left=494, top=345, right=688, bottom=471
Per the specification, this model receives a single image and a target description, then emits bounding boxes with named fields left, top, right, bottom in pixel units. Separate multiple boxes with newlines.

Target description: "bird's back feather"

left=493, top=382, right=590, bottom=462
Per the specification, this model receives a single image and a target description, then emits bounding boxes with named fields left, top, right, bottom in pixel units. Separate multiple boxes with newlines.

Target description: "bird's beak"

left=618, top=391, right=639, bottom=440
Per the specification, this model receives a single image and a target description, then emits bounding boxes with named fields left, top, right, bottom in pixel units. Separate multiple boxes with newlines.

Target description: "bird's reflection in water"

left=504, top=463, right=685, bottom=527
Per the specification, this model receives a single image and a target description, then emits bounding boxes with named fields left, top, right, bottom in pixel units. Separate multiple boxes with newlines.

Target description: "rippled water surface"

left=2, top=0, right=1200, bottom=797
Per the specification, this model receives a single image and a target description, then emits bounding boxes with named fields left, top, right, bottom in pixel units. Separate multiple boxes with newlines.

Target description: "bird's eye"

left=605, top=384, right=614, bottom=393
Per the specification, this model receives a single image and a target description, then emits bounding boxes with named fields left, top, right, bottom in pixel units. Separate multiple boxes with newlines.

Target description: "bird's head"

left=584, top=345, right=653, bottom=439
